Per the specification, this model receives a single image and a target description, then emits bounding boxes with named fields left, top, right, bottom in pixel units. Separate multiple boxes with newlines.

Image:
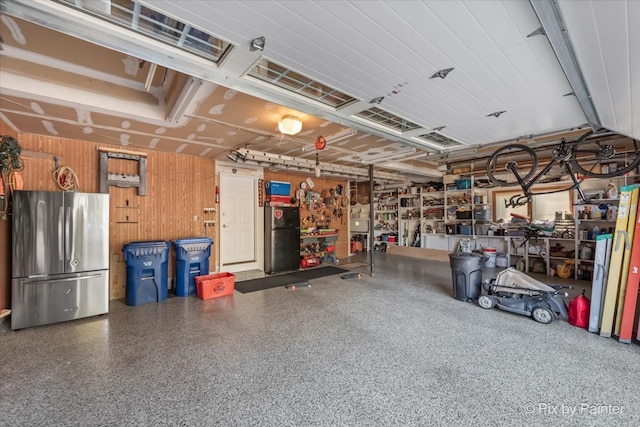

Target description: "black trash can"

left=173, top=237, right=213, bottom=297
left=448, top=252, right=486, bottom=302
left=123, top=241, right=171, bottom=306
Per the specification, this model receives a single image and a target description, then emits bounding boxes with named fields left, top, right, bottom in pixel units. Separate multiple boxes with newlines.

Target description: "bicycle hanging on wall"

left=485, top=128, right=640, bottom=208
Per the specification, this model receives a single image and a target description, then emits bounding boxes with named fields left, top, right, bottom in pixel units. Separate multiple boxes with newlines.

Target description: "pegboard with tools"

left=297, top=182, right=347, bottom=231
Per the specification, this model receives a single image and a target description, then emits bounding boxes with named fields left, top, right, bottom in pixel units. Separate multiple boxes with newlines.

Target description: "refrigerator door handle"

left=26, top=274, right=102, bottom=284
left=65, top=206, right=72, bottom=262
left=58, top=206, right=64, bottom=261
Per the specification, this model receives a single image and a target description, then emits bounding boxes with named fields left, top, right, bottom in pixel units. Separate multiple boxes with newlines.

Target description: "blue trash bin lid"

left=123, top=240, right=171, bottom=250
left=123, top=241, right=171, bottom=262
left=172, top=237, right=213, bottom=246
left=173, top=237, right=213, bottom=254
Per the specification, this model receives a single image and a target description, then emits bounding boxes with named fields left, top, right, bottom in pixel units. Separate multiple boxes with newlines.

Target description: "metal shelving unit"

left=373, top=188, right=398, bottom=248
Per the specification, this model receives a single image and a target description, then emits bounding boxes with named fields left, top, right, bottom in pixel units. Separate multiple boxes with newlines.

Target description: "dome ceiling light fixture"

left=278, top=115, right=303, bottom=135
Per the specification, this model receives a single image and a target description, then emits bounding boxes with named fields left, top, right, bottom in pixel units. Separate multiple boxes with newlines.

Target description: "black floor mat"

left=234, top=266, right=348, bottom=294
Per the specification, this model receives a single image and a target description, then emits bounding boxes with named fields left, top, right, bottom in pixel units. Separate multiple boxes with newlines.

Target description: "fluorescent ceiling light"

left=144, top=63, right=157, bottom=92
left=363, top=148, right=417, bottom=164
left=278, top=115, right=303, bottom=135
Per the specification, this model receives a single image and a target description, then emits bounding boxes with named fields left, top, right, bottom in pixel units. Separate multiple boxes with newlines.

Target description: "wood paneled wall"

left=2, top=133, right=215, bottom=300
left=263, top=170, right=349, bottom=259
left=0, top=130, right=350, bottom=308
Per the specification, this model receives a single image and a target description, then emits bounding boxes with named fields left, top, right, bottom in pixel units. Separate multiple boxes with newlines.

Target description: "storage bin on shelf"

left=474, top=209, right=491, bottom=220
left=458, top=224, right=473, bottom=235
left=455, top=178, right=471, bottom=190
left=475, top=224, right=490, bottom=235
left=456, top=210, right=472, bottom=220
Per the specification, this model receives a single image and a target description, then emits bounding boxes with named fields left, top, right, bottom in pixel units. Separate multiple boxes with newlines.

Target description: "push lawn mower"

left=478, top=268, right=570, bottom=324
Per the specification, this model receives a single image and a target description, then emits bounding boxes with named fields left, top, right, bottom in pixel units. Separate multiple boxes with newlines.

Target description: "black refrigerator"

left=265, top=206, right=300, bottom=274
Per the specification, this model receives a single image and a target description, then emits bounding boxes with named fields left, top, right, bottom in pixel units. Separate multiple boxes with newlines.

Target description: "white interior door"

left=220, top=173, right=257, bottom=268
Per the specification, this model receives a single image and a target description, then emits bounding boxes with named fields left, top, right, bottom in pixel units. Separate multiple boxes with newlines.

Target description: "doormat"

left=234, top=266, right=349, bottom=294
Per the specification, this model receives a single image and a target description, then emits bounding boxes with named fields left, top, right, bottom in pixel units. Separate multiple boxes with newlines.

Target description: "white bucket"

left=496, top=253, right=508, bottom=268
left=483, top=248, right=497, bottom=268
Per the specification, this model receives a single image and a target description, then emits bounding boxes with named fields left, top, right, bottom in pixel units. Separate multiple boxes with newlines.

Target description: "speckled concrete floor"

left=1, top=253, right=638, bottom=426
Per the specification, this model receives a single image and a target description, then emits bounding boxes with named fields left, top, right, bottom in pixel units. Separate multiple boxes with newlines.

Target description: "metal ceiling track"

left=530, top=0, right=601, bottom=128
left=232, top=148, right=404, bottom=182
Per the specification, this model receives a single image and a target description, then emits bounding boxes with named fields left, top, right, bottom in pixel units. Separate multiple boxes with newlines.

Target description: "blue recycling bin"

left=173, top=237, right=213, bottom=297
left=123, top=241, right=171, bottom=306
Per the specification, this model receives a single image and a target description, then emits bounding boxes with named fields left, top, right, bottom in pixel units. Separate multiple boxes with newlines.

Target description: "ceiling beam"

left=374, top=160, right=443, bottom=179
left=530, top=0, right=601, bottom=128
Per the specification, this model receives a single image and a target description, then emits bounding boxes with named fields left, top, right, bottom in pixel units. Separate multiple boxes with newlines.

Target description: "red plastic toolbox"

left=265, top=195, right=291, bottom=204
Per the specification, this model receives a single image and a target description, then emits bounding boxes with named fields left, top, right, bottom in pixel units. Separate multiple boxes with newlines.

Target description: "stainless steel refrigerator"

left=11, top=190, right=110, bottom=330
left=264, top=206, right=300, bottom=274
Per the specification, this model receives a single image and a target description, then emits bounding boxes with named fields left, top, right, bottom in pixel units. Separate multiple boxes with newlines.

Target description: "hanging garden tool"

left=0, top=135, right=24, bottom=220
left=295, top=181, right=306, bottom=206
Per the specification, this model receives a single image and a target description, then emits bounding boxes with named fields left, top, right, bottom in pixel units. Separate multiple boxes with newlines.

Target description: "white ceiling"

left=150, top=0, right=587, bottom=143
left=0, top=0, right=637, bottom=181
left=556, top=0, right=640, bottom=140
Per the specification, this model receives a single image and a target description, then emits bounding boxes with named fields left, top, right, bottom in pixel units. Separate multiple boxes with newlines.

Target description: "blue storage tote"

left=265, top=180, right=291, bottom=196
left=173, top=237, right=213, bottom=297
left=123, top=241, right=171, bottom=306
left=455, top=178, right=471, bottom=190
left=474, top=209, right=491, bottom=220
left=458, top=225, right=473, bottom=235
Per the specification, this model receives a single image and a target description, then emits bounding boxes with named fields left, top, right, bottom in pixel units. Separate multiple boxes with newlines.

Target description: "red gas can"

left=568, top=290, right=590, bottom=329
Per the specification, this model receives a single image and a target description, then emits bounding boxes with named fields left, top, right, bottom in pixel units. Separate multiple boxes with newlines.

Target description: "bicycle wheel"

left=571, top=130, right=640, bottom=178
left=485, top=144, right=538, bottom=186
